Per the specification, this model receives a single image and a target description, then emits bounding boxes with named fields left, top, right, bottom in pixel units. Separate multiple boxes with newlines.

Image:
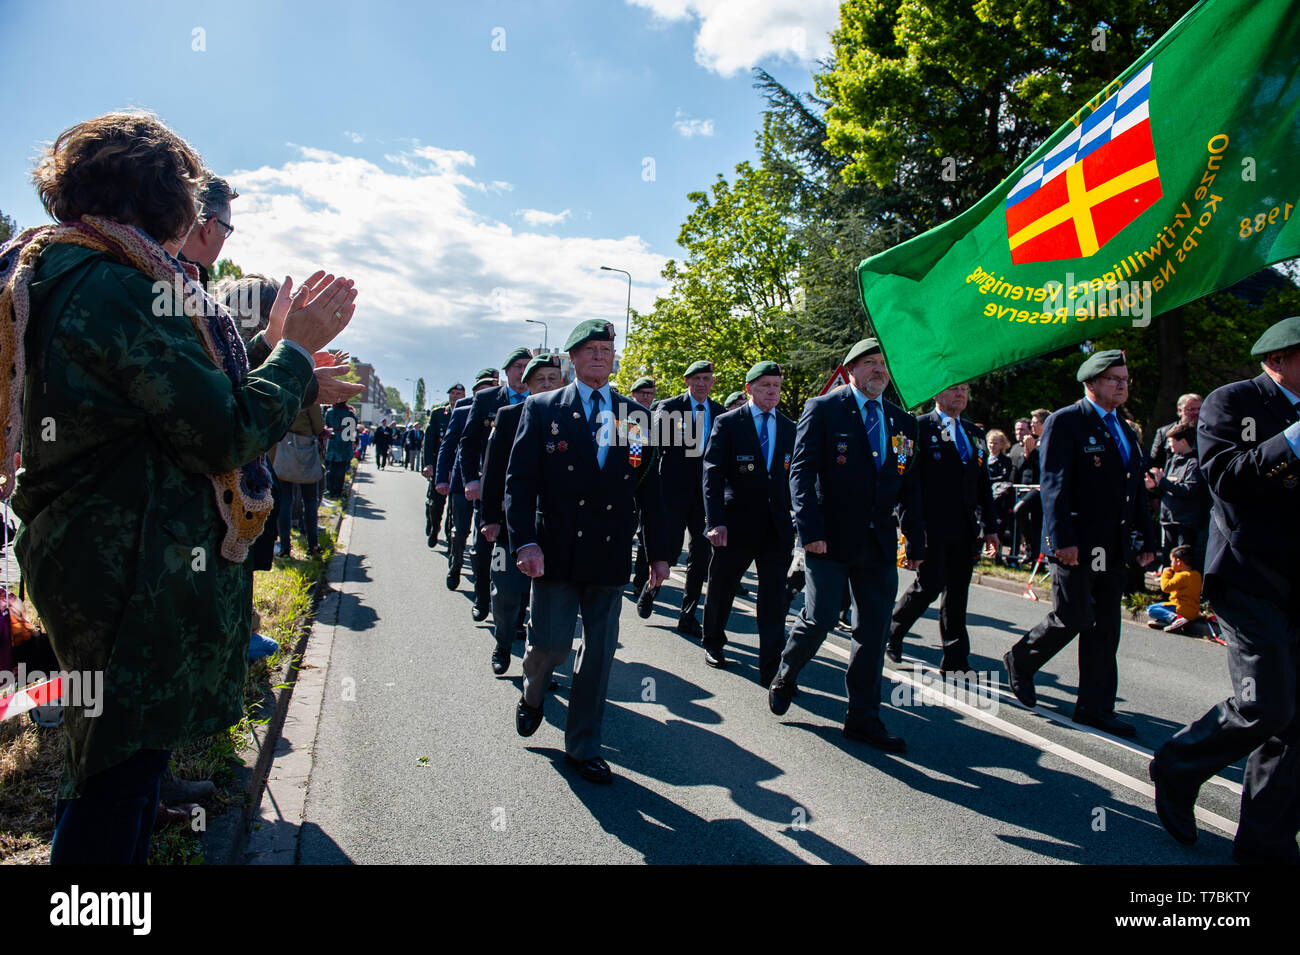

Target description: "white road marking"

left=653, top=560, right=1241, bottom=832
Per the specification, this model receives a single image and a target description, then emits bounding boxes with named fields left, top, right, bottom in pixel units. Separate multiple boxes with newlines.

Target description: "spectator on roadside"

left=1145, top=421, right=1209, bottom=569
left=178, top=171, right=236, bottom=287
left=324, top=401, right=357, bottom=499
left=1149, top=393, right=1202, bottom=470
left=4, top=111, right=356, bottom=864
left=1146, top=545, right=1202, bottom=633
left=1008, top=417, right=1032, bottom=472
left=1013, top=429, right=1042, bottom=561
left=986, top=429, right=1015, bottom=561
left=271, top=400, right=326, bottom=559
left=358, top=426, right=371, bottom=461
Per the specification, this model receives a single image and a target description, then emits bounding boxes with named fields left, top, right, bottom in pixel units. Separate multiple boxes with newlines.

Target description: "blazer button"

left=578, top=499, right=584, bottom=506
left=606, top=504, right=612, bottom=511
left=577, top=530, right=583, bottom=537
left=568, top=465, right=574, bottom=471
left=605, top=535, right=611, bottom=541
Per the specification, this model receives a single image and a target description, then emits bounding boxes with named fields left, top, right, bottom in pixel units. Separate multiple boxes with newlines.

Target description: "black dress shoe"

left=446, top=567, right=461, bottom=591
left=769, top=682, right=794, bottom=716
left=704, top=647, right=727, bottom=669
left=427, top=534, right=438, bottom=548
left=564, top=755, right=613, bottom=784
left=515, top=698, right=543, bottom=737
left=1002, top=650, right=1036, bottom=708
left=842, top=717, right=906, bottom=752
left=1148, top=759, right=1197, bottom=845
left=676, top=615, right=703, bottom=638
left=631, top=577, right=647, bottom=595
left=491, top=647, right=510, bottom=675
left=885, top=642, right=903, bottom=665
left=636, top=583, right=656, bottom=619
left=1074, top=708, right=1138, bottom=738
left=472, top=601, right=490, bottom=622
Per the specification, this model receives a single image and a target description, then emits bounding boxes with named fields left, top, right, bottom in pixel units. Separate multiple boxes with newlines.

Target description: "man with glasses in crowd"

left=179, top=172, right=236, bottom=287
left=1003, top=350, right=1155, bottom=738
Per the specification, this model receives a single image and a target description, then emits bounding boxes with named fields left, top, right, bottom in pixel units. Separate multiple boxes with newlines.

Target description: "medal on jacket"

left=892, top=434, right=913, bottom=474
left=551, top=421, right=559, bottom=435
left=628, top=422, right=643, bottom=468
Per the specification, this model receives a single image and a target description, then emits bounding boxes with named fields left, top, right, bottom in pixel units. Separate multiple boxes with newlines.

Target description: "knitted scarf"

left=0, top=215, right=275, bottom=562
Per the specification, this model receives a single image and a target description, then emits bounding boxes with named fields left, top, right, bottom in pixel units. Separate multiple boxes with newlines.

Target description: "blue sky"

left=0, top=0, right=840, bottom=402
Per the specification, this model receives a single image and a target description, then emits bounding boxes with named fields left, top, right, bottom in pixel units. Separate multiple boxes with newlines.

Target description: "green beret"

left=745, top=360, right=783, bottom=384
left=1076, top=348, right=1126, bottom=382
left=1250, top=315, right=1300, bottom=357
left=724, top=391, right=746, bottom=407
left=631, top=377, right=655, bottom=392
left=684, top=360, right=715, bottom=378
left=475, top=367, right=498, bottom=382
left=473, top=375, right=497, bottom=389
left=447, top=383, right=464, bottom=392
left=564, top=319, right=617, bottom=351
left=522, top=354, right=559, bottom=383
left=844, top=338, right=882, bottom=365
left=503, top=347, right=532, bottom=370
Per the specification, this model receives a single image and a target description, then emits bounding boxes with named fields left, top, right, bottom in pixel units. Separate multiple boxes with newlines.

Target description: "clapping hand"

left=266, top=271, right=358, bottom=354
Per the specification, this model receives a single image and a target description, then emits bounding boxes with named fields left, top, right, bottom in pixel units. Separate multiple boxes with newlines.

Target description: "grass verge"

left=0, top=459, right=354, bottom=865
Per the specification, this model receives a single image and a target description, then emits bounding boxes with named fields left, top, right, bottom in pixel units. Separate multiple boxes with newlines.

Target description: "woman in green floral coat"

left=0, top=112, right=357, bottom=863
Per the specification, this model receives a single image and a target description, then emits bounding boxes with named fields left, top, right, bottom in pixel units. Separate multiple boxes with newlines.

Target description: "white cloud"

left=628, top=0, right=838, bottom=77
left=343, top=130, right=363, bottom=143
left=673, top=108, right=715, bottom=138
left=516, top=208, right=572, bottom=227
left=222, top=145, right=664, bottom=396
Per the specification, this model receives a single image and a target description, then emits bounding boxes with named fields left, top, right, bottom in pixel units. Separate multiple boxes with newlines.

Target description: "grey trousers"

left=490, top=543, right=530, bottom=651
left=522, top=580, right=621, bottom=761
left=775, top=545, right=897, bottom=721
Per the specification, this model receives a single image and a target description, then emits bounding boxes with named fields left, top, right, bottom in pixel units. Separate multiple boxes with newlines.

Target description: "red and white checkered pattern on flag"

left=0, top=676, right=62, bottom=721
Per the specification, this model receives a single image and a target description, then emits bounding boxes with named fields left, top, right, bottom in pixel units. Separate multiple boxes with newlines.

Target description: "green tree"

left=617, top=155, right=805, bottom=411
left=0, top=209, right=16, bottom=245
left=384, top=385, right=408, bottom=415
left=210, top=258, right=242, bottom=283
left=414, top=377, right=426, bottom=413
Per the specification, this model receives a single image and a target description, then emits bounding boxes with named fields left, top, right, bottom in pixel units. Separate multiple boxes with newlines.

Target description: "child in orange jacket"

left=1146, top=545, right=1202, bottom=633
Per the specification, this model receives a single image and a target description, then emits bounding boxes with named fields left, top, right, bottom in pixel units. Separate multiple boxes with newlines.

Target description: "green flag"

left=857, top=0, right=1300, bottom=408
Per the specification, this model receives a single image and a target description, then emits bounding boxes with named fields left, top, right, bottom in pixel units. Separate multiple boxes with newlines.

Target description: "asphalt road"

left=291, top=458, right=1249, bottom=865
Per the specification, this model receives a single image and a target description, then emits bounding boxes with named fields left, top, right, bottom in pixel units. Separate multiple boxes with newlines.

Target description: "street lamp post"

left=600, top=266, right=632, bottom=341
left=525, top=318, right=548, bottom=350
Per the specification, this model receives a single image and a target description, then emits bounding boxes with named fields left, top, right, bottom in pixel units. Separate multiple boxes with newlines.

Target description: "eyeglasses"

left=211, top=217, right=235, bottom=239
left=1098, top=374, right=1131, bottom=386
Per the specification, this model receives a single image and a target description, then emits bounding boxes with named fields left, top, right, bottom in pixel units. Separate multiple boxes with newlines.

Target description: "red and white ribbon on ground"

left=0, top=677, right=62, bottom=722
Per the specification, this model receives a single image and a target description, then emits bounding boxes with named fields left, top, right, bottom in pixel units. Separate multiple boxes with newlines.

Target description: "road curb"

left=202, top=463, right=358, bottom=865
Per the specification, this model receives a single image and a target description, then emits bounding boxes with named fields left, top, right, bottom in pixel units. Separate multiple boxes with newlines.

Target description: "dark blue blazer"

left=435, top=396, right=474, bottom=493
left=789, top=386, right=924, bottom=564
left=1198, top=372, right=1300, bottom=609
left=459, top=383, right=515, bottom=487
left=505, top=383, right=667, bottom=585
left=702, top=405, right=796, bottom=552
left=1039, top=398, right=1155, bottom=562
left=913, top=409, right=997, bottom=544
